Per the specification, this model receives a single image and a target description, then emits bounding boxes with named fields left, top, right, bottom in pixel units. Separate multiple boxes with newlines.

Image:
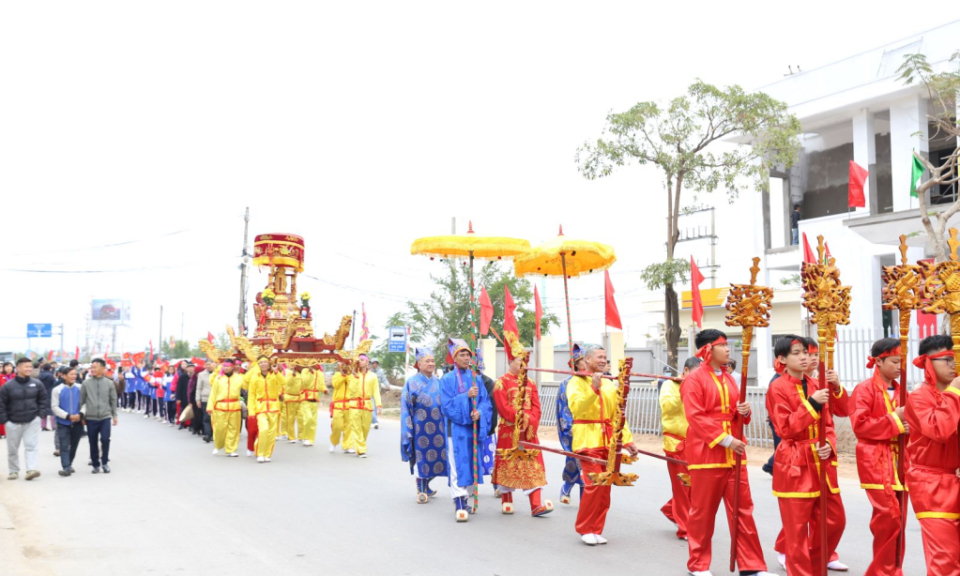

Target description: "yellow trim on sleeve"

left=796, top=385, right=821, bottom=421
left=946, top=387, right=960, bottom=398
left=688, top=463, right=733, bottom=470
left=917, top=511, right=960, bottom=520
left=709, top=432, right=729, bottom=449
left=891, top=412, right=905, bottom=434
left=773, top=490, right=821, bottom=498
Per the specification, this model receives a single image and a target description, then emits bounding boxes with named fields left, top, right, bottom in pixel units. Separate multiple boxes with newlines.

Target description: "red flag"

left=104, top=346, right=109, bottom=359
left=802, top=232, right=816, bottom=264
left=503, top=285, right=518, bottom=338
left=74, top=346, right=80, bottom=360
left=848, top=160, right=868, bottom=208
left=207, top=332, right=215, bottom=344
left=825, top=242, right=832, bottom=261
left=534, top=286, right=543, bottom=341
left=691, top=256, right=705, bottom=329
left=478, top=286, right=494, bottom=336
left=47, top=350, right=54, bottom=361
left=149, top=340, right=154, bottom=363
left=604, top=270, right=622, bottom=330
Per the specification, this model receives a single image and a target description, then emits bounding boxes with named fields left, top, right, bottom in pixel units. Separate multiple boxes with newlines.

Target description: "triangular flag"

left=802, top=232, right=816, bottom=264
left=207, top=332, right=215, bottom=344
left=479, top=286, right=494, bottom=336
left=910, top=155, right=924, bottom=198
left=604, top=270, right=622, bottom=330
left=848, top=160, right=868, bottom=208
left=149, top=340, right=154, bottom=363
left=534, top=285, right=543, bottom=341
left=503, top=285, right=518, bottom=338
left=691, top=256, right=705, bottom=329
left=74, top=346, right=80, bottom=360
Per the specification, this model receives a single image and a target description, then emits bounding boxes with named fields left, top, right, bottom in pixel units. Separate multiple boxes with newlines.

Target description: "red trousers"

left=918, top=517, right=960, bottom=576
left=863, top=489, right=904, bottom=576
left=246, top=415, right=259, bottom=452
left=576, top=448, right=613, bottom=536
left=687, top=467, right=766, bottom=573
left=661, top=449, right=690, bottom=539
left=777, top=492, right=845, bottom=576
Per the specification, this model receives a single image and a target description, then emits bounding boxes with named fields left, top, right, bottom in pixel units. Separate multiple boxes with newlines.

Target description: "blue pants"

left=56, top=423, right=84, bottom=470
left=86, top=418, right=112, bottom=468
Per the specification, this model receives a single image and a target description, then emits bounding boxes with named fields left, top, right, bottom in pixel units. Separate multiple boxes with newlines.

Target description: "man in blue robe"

left=556, top=344, right=587, bottom=504
left=401, top=348, right=448, bottom=502
left=439, top=338, right=492, bottom=522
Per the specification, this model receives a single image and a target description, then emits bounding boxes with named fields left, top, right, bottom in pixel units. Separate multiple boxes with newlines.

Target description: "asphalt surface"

left=0, top=411, right=927, bottom=576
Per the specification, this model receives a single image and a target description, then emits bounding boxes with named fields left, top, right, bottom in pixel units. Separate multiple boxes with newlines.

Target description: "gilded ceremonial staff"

left=723, top=256, right=773, bottom=573
left=497, top=332, right=539, bottom=463
left=921, top=227, right=960, bottom=458
left=588, top=357, right=639, bottom=487
left=881, top=234, right=922, bottom=568
left=801, top=235, right=851, bottom=576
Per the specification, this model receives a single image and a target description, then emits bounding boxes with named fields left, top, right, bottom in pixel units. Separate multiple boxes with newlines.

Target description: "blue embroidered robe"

left=439, top=366, right=493, bottom=487
left=401, top=372, right=448, bottom=479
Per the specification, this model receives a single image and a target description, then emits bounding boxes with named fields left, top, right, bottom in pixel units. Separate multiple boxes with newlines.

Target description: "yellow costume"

left=297, top=368, right=328, bottom=445
left=246, top=364, right=284, bottom=458
left=330, top=370, right=353, bottom=450
left=207, top=370, right=246, bottom=455
left=347, top=370, right=381, bottom=455
left=658, top=380, right=688, bottom=452
left=283, top=369, right=303, bottom=441
left=566, top=375, right=633, bottom=452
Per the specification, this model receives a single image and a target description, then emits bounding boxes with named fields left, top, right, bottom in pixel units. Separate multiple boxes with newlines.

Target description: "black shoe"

left=762, top=464, right=773, bottom=476
left=102, top=465, right=111, bottom=474
left=203, top=436, right=212, bottom=443
left=92, top=467, right=101, bottom=474
left=59, top=470, right=71, bottom=477
left=67, top=467, right=75, bottom=473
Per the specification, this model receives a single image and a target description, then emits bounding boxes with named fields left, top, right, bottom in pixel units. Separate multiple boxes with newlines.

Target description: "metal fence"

left=833, top=325, right=924, bottom=390
left=538, top=381, right=776, bottom=448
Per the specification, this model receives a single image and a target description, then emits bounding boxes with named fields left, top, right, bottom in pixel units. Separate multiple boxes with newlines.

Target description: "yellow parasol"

left=513, top=225, right=616, bottom=358
left=410, top=221, right=529, bottom=515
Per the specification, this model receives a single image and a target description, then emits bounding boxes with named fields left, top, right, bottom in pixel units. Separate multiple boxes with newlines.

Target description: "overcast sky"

left=0, top=1, right=940, bottom=356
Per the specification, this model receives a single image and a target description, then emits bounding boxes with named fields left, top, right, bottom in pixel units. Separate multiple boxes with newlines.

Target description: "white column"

left=890, top=95, right=929, bottom=213
left=480, top=337, right=496, bottom=380
left=852, top=109, right=875, bottom=216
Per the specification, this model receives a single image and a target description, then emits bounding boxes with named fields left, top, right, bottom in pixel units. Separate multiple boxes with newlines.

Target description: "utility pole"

left=58, top=323, right=64, bottom=357
left=238, top=206, right=251, bottom=335
left=351, top=309, right=357, bottom=348
left=180, top=312, right=185, bottom=341
left=111, top=325, right=117, bottom=354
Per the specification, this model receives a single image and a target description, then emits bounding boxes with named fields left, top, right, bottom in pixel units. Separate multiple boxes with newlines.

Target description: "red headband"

left=696, top=336, right=727, bottom=368
left=866, top=346, right=902, bottom=369
left=913, top=349, right=953, bottom=385
left=773, top=339, right=804, bottom=375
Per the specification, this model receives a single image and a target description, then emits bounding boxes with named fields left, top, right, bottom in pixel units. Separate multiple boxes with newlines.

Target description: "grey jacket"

left=196, top=370, right=212, bottom=402
left=80, top=375, right=118, bottom=421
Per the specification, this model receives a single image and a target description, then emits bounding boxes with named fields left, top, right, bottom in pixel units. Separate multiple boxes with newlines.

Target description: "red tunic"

left=680, top=365, right=750, bottom=470
left=904, top=382, right=960, bottom=519
left=492, top=372, right=546, bottom=489
left=851, top=373, right=906, bottom=491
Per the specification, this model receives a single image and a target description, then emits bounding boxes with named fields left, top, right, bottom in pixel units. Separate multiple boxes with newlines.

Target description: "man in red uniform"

left=851, top=337, right=908, bottom=576
left=680, top=329, right=773, bottom=576
left=492, top=336, right=552, bottom=517
left=904, top=334, right=960, bottom=576
left=767, top=336, right=847, bottom=576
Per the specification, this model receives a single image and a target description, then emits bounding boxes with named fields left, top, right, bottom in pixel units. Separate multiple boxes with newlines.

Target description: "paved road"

left=0, top=412, right=926, bottom=576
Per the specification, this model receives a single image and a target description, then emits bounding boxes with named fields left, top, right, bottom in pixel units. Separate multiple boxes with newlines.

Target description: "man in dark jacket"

left=0, top=358, right=50, bottom=480
left=38, top=363, right=57, bottom=431
left=175, top=362, right=192, bottom=430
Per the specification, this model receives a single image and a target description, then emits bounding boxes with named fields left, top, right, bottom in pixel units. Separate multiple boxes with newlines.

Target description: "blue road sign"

left=388, top=326, right=407, bottom=353
left=27, top=323, right=53, bottom=338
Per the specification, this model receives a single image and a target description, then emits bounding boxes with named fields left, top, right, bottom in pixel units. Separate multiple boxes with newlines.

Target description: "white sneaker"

left=289, top=439, right=298, bottom=444
left=246, top=450, right=253, bottom=457
left=345, top=448, right=356, bottom=454
left=827, top=560, right=849, bottom=572
left=257, top=456, right=265, bottom=463
left=581, top=534, right=597, bottom=546
left=777, top=553, right=786, bottom=569
left=278, top=435, right=287, bottom=441
left=143, top=414, right=148, bottom=419
left=226, top=453, right=238, bottom=458
left=359, top=453, right=368, bottom=459
left=688, top=572, right=713, bottom=576
left=329, top=444, right=336, bottom=453
left=264, top=457, right=271, bottom=462
left=303, top=441, right=313, bottom=447
left=212, top=449, right=220, bottom=455
left=594, top=534, right=607, bottom=545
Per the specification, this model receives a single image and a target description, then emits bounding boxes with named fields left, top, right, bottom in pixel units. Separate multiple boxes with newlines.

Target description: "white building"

left=645, top=21, right=959, bottom=386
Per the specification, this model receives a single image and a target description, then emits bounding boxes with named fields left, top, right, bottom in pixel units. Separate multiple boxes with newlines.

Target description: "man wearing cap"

left=206, top=359, right=245, bottom=457
left=401, top=348, right=447, bottom=501
left=493, top=334, right=552, bottom=517
left=556, top=344, right=587, bottom=505
left=439, top=338, right=493, bottom=522
left=346, top=354, right=381, bottom=458
left=297, top=367, right=328, bottom=447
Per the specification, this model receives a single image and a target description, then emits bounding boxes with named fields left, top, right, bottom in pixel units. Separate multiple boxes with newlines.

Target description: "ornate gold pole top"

left=724, top=257, right=773, bottom=330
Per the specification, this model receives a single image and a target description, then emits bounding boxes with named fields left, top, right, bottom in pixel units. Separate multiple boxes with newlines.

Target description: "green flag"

left=910, top=155, right=924, bottom=198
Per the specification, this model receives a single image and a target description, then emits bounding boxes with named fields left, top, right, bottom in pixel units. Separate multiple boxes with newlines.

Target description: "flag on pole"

left=104, top=346, right=109, bottom=359
left=149, top=340, right=154, bottom=363
left=691, top=256, right=705, bottom=329
left=848, top=160, right=868, bottom=208
left=74, top=346, right=80, bottom=360
left=802, top=232, right=817, bottom=264
left=604, top=270, right=622, bottom=330
left=910, top=155, right=925, bottom=198
left=534, top=285, right=543, bottom=341
left=207, top=332, right=215, bottom=344
left=47, top=350, right=54, bottom=361
left=503, top=286, right=518, bottom=338
left=479, top=286, right=494, bottom=336
left=360, top=304, right=370, bottom=342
